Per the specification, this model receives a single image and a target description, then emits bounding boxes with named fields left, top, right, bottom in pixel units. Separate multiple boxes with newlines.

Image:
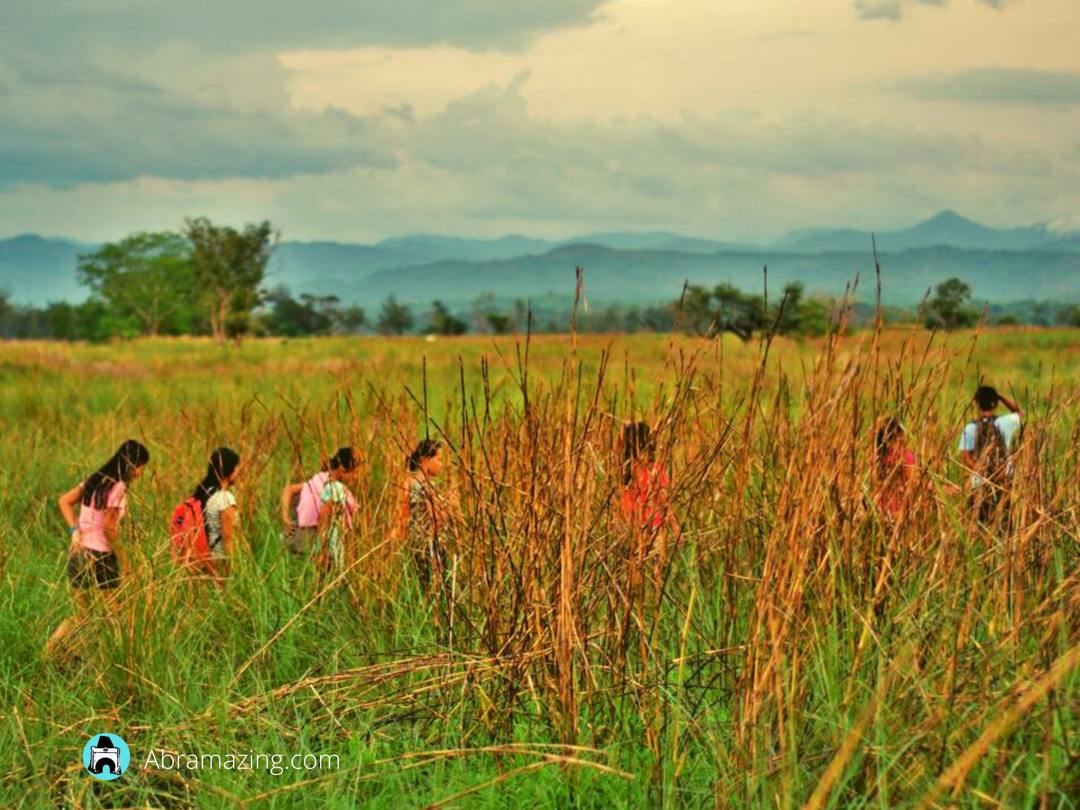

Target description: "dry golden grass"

left=0, top=321, right=1077, bottom=807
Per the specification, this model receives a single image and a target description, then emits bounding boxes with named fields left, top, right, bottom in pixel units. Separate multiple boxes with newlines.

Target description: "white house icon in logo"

left=88, top=735, right=122, bottom=776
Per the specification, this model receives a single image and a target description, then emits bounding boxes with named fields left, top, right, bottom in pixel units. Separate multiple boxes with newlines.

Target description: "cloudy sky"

left=2, top=0, right=1078, bottom=242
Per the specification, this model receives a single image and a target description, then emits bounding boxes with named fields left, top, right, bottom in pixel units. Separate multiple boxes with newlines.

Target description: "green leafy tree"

left=427, top=300, right=468, bottom=336
left=261, top=287, right=330, bottom=337
left=679, top=283, right=764, bottom=339
left=44, top=302, right=80, bottom=340
left=773, top=282, right=804, bottom=335
left=377, top=295, right=414, bottom=335
left=261, top=289, right=365, bottom=336
left=1056, top=304, right=1080, bottom=328
left=713, top=283, right=766, bottom=339
left=642, top=303, right=675, bottom=332
left=925, top=277, right=978, bottom=331
left=791, top=297, right=833, bottom=337
left=335, top=304, right=367, bottom=334
left=77, top=231, right=198, bottom=336
left=184, top=217, right=276, bottom=343
left=486, top=313, right=511, bottom=335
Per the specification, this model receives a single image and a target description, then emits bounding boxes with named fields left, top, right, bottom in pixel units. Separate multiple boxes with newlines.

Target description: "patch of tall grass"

left=0, top=325, right=1077, bottom=807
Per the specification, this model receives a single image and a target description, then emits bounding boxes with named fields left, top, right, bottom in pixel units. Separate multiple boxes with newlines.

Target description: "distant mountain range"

left=776, top=210, right=1079, bottom=253
left=2, top=211, right=1079, bottom=309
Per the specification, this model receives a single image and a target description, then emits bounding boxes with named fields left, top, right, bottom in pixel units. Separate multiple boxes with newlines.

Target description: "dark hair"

left=82, top=440, right=150, bottom=509
left=622, top=421, right=654, bottom=486
left=876, top=417, right=903, bottom=471
left=975, top=385, right=1000, bottom=412
left=407, top=439, right=441, bottom=472
left=192, top=447, right=241, bottom=508
left=326, top=447, right=359, bottom=472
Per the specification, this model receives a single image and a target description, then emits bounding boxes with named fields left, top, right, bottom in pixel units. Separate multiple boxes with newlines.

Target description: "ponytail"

left=192, top=447, right=241, bottom=508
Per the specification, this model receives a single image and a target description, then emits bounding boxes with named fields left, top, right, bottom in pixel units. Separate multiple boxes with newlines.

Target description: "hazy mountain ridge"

left=356, top=245, right=1080, bottom=308
left=776, top=210, right=1073, bottom=253
left=3, top=211, right=1080, bottom=308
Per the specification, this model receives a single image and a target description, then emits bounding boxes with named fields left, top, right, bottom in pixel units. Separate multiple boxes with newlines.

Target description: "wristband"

left=67, top=525, right=78, bottom=536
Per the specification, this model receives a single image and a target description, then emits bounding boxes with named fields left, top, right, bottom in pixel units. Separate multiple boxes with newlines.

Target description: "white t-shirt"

left=959, top=412, right=1021, bottom=487
left=203, top=489, right=237, bottom=557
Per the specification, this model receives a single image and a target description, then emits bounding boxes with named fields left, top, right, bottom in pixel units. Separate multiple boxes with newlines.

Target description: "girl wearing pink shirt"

left=280, top=447, right=360, bottom=560
left=46, top=439, right=150, bottom=658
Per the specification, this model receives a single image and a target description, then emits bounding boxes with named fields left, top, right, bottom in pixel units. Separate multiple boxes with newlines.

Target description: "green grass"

left=1, top=329, right=1078, bottom=808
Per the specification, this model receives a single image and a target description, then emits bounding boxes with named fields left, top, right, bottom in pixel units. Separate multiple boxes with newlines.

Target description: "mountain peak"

left=920, top=210, right=976, bottom=227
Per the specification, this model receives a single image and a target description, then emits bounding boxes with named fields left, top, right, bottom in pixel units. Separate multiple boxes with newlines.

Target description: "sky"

left=1, top=0, right=1079, bottom=243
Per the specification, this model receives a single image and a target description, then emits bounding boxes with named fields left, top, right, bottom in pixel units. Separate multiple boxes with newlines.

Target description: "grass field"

left=1, top=326, right=1078, bottom=808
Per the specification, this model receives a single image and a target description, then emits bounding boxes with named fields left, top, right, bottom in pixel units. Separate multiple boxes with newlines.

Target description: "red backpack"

left=170, top=498, right=211, bottom=567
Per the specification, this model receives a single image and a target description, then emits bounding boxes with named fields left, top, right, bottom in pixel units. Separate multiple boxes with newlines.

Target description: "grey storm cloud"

left=3, top=0, right=607, bottom=53
left=894, top=69, right=1080, bottom=105
left=0, top=52, right=396, bottom=186
left=855, top=0, right=1011, bottom=20
left=0, top=0, right=607, bottom=187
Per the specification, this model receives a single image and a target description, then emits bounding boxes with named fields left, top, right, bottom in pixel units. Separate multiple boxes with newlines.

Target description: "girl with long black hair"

left=194, top=448, right=242, bottom=578
left=46, top=439, right=150, bottom=658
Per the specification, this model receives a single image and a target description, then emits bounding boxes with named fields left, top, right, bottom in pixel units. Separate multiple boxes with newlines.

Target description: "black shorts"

left=285, top=525, right=318, bottom=555
left=66, top=549, right=120, bottom=590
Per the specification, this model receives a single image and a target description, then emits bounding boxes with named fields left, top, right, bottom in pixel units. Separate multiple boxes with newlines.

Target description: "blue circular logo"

left=82, top=733, right=130, bottom=781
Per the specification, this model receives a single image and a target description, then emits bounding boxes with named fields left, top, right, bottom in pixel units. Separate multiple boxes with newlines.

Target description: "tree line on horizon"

left=2, top=220, right=1079, bottom=342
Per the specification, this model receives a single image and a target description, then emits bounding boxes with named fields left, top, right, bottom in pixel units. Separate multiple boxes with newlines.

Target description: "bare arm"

left=961, top=449, right=976, bottom=479
left=999, top=393, right=1023, bottom=417
left=220, top=506, right=236, bottom=557
left=280, top=482, right=303, bottom=526
left=58, top=483, right=83, bottom=530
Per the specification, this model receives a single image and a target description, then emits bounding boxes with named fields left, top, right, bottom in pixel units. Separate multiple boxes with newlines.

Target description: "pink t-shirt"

left=77, top=481, right=127, bottom=552
left=296, top=472, right=331, bottom=528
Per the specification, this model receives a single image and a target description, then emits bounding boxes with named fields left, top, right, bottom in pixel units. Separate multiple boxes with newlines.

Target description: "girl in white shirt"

left=193, top=447, right=242, bottom=581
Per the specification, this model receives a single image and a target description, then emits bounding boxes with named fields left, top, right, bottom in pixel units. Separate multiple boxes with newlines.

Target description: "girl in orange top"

left=620, top=421, right=678, bottom=595
left=875, top=417, right=917, bottom=521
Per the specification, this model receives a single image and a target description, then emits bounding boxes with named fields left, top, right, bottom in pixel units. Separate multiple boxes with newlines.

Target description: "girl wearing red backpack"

left=46, top=439, right=150, bottom=659
left=191, top=448, right=242, bottom=581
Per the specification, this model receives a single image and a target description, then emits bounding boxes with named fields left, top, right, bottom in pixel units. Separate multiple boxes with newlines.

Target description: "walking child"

left=46, top=439, right=150, bottom=658
left=959, top=385, right=1023, bottom=526
left=315, top=448, right=361, bottom=570
left=620, top=421, right=678, bottom=596
left=191, top=448, right=241, bottom=581
left=399, top=439, right=456, bottom=593
left=280, top=447, right=360, bottom=565
left=875, top=417, right=917, bottom=522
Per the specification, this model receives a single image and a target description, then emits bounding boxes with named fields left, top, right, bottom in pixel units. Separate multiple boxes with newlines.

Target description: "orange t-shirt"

left=621, top=462, right=670, bottom=529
